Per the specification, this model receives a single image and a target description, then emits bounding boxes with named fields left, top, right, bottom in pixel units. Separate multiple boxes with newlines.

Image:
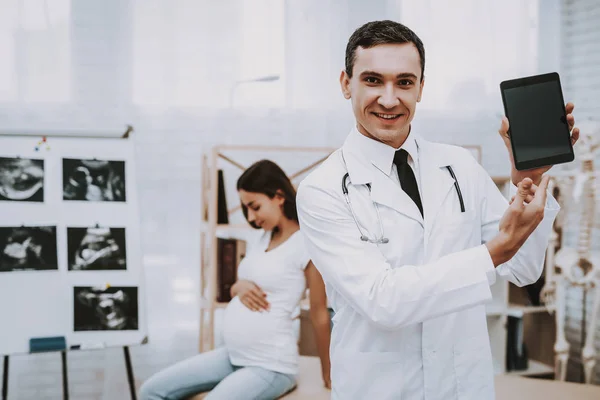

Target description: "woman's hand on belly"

left=231, top=279, right=270, bottom=312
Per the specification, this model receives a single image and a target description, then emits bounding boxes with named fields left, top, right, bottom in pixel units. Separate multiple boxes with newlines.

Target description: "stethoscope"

left=341, top=152, right=465, bottom=244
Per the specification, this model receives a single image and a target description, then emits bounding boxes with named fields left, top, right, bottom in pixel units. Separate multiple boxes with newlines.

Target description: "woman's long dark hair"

left=236, top=160, right=298, bottom=229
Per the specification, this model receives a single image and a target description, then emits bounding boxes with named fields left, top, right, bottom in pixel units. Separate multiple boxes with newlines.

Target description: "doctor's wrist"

left=485, top=234, right=514, bottom=267
left=511, top=170, right=543, bottom=187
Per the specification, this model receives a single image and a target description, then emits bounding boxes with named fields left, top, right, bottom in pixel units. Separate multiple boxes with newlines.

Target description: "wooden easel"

left=0, top=126, right=139, bottom=400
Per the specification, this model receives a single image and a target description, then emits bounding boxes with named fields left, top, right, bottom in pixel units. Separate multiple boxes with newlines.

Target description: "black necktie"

left=393, top=149, right=423, bottom=217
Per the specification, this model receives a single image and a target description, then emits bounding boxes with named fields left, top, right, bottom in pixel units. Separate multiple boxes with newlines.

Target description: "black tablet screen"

left=503, top=80, right=570, bottom=163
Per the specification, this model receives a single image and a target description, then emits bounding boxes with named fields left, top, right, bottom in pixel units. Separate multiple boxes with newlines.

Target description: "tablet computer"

left=500, top=72, right=574, bottom=171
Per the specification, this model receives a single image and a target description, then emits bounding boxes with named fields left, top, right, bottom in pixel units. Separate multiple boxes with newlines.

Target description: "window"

left=0, top=0, right=71, bottom=103
left=233, top=0, right=285, bottom=108
left=132, top=0, right=285, bottom=109
left=0, top=2, right=18, bottom=101
left=399, top=0, right=539, bottom=113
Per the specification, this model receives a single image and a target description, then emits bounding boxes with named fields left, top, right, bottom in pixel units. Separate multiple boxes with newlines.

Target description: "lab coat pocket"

left=332, top=350, right=403, bottom=400
left=453, top=336, right=494, bottom=399
left=430, top=210, right=479, bottom=257
left=442, top=210, right=477, bottom=227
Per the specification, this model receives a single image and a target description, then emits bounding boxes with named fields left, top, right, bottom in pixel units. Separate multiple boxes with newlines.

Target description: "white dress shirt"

left=352, top=127, right=422, bottom=216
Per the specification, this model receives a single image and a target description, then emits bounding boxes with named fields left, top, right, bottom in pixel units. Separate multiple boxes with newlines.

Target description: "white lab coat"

left=296, top=130, right=560, bottom=400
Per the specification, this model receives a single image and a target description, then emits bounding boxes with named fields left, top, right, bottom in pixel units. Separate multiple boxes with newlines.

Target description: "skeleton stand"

left=542, top=130, right=600, bottom=383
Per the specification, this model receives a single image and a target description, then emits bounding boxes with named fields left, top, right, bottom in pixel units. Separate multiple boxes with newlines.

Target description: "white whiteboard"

left=0, top=134, right=147, bottom=355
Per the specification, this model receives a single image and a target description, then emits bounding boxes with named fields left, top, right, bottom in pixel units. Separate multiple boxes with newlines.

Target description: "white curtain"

left=132, top=0, right=286, bottom=109
left=0, top=0, right=71, bottom=103
left=0, top=0, right=541, bottom=115
left=400, top=0, right=539, bottom=113
left=129, top=0, right=539, bottom=114
left=0, top=0, right=541, bottom=110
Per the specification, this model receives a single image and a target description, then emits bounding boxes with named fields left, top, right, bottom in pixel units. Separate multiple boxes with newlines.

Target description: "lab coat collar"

left=341, top=125, right=456, bottom=225
left=341, top=125, right=452, bottom=184
left=341, top=126, right=394, bottom=185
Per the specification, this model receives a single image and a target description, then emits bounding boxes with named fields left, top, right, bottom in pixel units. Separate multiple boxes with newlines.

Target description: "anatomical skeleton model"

left=541, top=125, right=600, bottom=383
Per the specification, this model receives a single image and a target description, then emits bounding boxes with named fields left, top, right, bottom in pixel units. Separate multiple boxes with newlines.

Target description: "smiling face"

left=238, top=189, right=285, bottom=231
left=340, top=43, right=425, bottom=149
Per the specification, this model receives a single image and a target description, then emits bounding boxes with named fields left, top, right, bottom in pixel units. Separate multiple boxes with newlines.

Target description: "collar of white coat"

left=342, top=125, right=452, bottom=185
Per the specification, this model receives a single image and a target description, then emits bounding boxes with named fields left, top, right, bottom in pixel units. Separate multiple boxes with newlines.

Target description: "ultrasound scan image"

left=74, top=286, right=139, bottom=331
left=67, top=227, right=127, bottom=271
left=0, top=226, right=58, bottom=272
left=63, top=158, right=126, bottom=202
left=0, top=157, right=44, bottom=202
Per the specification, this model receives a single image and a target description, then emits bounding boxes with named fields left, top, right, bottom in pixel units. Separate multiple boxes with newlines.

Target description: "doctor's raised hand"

left=498, top=101, right=580, bottom=186
left=488, top=102, right=580, bottom=267
left=486, top=176, right=550, bottom=267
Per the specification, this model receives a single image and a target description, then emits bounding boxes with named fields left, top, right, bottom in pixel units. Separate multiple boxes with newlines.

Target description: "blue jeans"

left=139, top=347, right=297, bottom=400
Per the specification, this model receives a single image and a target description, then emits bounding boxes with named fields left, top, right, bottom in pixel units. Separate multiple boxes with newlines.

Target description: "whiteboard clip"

left=122, top=125, right=133, bottom=138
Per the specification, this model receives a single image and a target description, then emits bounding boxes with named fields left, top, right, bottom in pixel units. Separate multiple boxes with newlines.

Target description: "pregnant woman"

left=140, top=160, right=331, bottom=400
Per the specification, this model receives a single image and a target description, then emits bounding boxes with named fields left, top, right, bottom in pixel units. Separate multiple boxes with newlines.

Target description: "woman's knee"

left=139, top=375, right=165, bottom=400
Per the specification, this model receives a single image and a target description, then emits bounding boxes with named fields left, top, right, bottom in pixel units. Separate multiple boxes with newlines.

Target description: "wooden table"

left=189, top=356, right=600, bottom=399
left=495, top=374, right=600, bottom=399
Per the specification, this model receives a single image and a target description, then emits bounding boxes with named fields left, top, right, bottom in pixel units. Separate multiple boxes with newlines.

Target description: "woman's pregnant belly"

left=222, top=297, right=293, bottom=349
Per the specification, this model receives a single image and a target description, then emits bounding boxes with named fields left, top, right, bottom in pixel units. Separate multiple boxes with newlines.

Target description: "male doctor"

left=296, top=20, right=580, bottom=400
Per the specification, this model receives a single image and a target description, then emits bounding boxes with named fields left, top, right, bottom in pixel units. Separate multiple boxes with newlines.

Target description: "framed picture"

left=74, top=286, right=139, bottom=331
left=0, top=157, right=44, bottom=202
left=67, top=226, right=127, bottom=271
left=0, top=226, right=58, bottom=272
left=62, top=158, right=126, bottom=202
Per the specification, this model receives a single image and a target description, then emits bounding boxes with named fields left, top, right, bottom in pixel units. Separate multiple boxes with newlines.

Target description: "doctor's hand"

left=486, top=176, right=550, bottom=267
left=499, top=102, right=580, bottom=186
left=323, top=371, right=331, bottom=390
left=509, top=179, right=539, bottom=205
left=231, top=280, right=270, bottom=312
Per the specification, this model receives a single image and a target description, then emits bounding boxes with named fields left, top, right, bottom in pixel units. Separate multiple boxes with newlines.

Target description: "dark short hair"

left=236, top=159, right=298, bottom=229
left=345, top=20, right=425, bottom=81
